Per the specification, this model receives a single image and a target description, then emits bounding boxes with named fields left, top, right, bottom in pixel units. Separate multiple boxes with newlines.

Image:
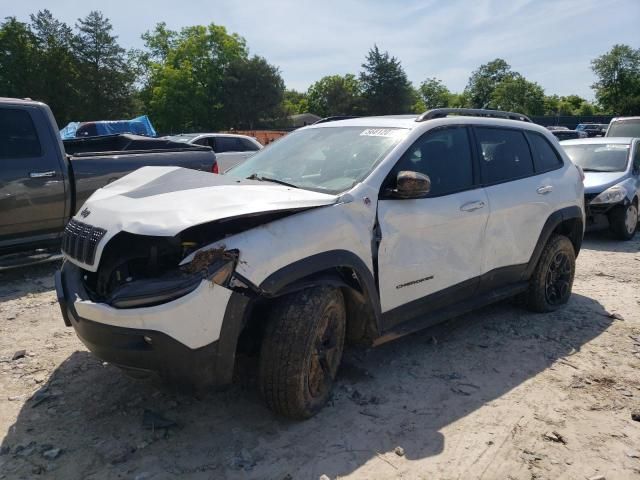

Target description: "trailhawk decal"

left=396, top=275, right=434, bottom=289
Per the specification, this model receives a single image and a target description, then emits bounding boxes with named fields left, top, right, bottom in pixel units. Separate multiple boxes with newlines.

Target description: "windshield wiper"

left=580, top=168, right=613, bottom=172
left=246, top=173, right=298, bottom=188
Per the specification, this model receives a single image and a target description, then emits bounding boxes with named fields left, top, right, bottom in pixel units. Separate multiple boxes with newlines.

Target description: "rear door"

left=208, top=136, right=255, bottom=173
left=0, top=106, right=67, bottom=242
left=377, top=126, right=489, bottom=326
left=474, top=127, right=562, bottom=282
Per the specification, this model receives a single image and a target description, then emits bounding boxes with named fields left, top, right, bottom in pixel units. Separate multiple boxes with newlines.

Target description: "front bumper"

left=55, top=262, right=249, bottom=388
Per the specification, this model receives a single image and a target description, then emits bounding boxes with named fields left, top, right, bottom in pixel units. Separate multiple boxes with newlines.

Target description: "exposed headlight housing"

left=590, top=185, right=626, bottom=205
left=108, top=249, right=238, bottom=309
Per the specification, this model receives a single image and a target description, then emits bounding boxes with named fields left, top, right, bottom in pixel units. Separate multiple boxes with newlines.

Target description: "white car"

left=166, top=133, right=262, bottom=173
left=56, top=109, right=585, bottom=419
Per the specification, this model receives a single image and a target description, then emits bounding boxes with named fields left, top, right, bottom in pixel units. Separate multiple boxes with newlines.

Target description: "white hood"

left=69, top=167, right=338, bottom=271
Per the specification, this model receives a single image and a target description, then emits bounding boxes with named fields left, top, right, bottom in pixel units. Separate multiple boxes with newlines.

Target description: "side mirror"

left=391, top=171, right=431, bottom=199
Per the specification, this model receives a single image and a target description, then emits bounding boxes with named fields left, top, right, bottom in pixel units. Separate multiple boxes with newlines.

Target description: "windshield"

left=228, top=126, right=409, bottom=193
left=607, top=119, right=640, bottom=137
left=563, top=143, right=630, bottom=172
left=166, top=134, right=197, bottom=143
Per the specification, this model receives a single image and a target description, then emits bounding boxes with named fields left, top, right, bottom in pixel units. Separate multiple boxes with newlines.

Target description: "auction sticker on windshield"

left=360, top=128, right=406, bottom=138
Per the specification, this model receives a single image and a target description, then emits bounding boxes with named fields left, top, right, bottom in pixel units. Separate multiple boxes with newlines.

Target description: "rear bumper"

left=55, top=262, right=249, bottom=388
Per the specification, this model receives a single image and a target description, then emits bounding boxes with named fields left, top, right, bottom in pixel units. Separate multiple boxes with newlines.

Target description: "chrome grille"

left=61, top=219, right=106, bottom=265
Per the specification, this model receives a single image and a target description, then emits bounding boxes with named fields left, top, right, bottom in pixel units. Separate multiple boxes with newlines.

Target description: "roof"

left=307, top=113, right=548, bottom=134
left=560, top=137, right=635, bottom=145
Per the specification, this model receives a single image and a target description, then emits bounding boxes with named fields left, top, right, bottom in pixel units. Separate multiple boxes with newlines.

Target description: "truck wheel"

left=609, top=202, right=638, bottom=240
left=525, top=234, right=575, bottom=313
left=259, top=286, right=346, bottom=419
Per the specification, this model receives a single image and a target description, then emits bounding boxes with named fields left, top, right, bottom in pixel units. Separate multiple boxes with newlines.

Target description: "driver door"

left=377, top=126, right=489, bottom=328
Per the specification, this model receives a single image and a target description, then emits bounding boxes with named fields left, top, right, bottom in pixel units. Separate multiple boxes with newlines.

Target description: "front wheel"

left=525, top=234, right=576, bottom=313
left=609, top=202, right=638, bottom=241
left=259, top=286, right=346, bottom=419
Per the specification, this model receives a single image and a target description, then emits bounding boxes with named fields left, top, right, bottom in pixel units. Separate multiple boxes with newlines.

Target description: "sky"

left=5, top=0, right=640, bottom=100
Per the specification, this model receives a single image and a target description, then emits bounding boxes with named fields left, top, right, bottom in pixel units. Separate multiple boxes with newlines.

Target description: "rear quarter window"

left=526, top=132, right=564, bottom=172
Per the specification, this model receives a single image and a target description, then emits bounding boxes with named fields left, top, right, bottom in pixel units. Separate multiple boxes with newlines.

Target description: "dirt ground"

left=1, top=231, right=639, bottom=480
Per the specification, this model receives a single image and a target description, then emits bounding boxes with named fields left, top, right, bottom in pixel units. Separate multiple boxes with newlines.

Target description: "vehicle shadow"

left=0, top=262, right=60, bottom=303
left=581, top=228, right=640, bottom=253
left=0, top=293, right=612, bottom=479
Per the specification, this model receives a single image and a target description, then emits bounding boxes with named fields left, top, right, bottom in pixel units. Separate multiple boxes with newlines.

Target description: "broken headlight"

left=108, top=249, right=238, bottom=309
left=590, top=185, right=626, bottom=205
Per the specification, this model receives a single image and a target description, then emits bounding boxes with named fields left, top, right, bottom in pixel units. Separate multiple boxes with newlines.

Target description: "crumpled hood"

left=583, top=171, right=627, bottom=194
left=79, top=166, right=338, bottom=236
left=69, top=167, right=338, bottom=271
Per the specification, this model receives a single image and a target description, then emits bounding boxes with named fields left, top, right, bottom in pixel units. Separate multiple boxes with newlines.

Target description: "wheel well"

left=235, top=267, right=379, bottom=359
left=552, top=217, right=583, bottom=255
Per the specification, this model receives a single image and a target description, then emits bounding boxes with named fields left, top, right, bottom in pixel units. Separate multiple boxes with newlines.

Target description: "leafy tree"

left=464, top=58, right=513, bottom=108
left=29, top=10, right=79, bottom=125
left=223, top=55, right=285, bottom=129
left=141, top=22, right=247, bottom=132
left=591, top=44, right=640, bottom=115
left=0, top=17, right=38, bottom=99
left=418, top=77, right=451, bottom=109
left=306, top=74, right=362, bottom=117
left=283, top=89, right=308, bottom=115
left=491, top=75, right=545, bottom=115
left=359, top=45, right=413, bottom=114
left=73, top=11, right=135, bottom=119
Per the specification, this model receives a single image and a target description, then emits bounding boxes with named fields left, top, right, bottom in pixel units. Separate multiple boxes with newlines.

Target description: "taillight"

left=212, top=162, right=219, bottom=174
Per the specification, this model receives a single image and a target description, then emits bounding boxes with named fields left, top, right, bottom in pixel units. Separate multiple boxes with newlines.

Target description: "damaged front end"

left=82, top=233, right=238, bottom=309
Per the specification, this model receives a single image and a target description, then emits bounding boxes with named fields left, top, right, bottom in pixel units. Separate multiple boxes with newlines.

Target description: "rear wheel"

left=258, top=286, right=346, bottom=419
left=609, top=202, right=638, bottom=241
left=525, top=234, right=575, bottom=313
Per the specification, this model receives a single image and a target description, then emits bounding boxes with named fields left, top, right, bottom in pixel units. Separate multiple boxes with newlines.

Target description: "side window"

left=215, top=137, right=241, bottom=153
left=634, top=142, right=640, bottom=172
left=0, top=108, right=42, bottom=159
left=526, top=132, right=563, bottom=172
left=475, top=127, right=534, bottom=184
left=240, top=138, right=260, bottom=151
left=394, top=127, right=474, bottom=197
left=193, top=138, right=209, bottom=146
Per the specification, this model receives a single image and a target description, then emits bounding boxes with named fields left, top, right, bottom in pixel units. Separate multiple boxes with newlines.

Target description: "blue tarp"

left=59, top=115, right=157, bottom=139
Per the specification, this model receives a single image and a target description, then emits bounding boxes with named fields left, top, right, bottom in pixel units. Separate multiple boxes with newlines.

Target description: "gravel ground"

left=0, top=230, right=639, bottom=480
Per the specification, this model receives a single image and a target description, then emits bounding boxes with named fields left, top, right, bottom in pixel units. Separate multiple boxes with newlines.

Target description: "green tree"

left=359, top=45, right=413, bottom=114
left=591, top=44, right=640, bottom=115
left=306, top=74, right=362, bottom=117
left=223, top=55, right=285, bottom=129
left=0, top=17, right=38, bottom=99
left=283, top=89, right=308, bottom=115
left=464, top=58, right=513, bottom=108
left=29, top=10, right=79, bottom=125
left=491, top=75, right=545, bottom=115
left=140, top=22, right=247, bottom=132
left=418, top=77, right=451, bottom=109
left=73, top=11, right=135, bottom=119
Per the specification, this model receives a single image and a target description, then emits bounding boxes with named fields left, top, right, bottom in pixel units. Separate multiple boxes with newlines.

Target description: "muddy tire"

left=609, top=202, right=638, bottom=241
left=525, top=234, right=575, bottom=313
left=259, top=286, right=346, bottom=419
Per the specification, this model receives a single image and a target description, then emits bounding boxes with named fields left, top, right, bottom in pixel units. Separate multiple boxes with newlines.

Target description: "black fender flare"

left=523, top=205, right=584, bottom=280
left=259, top=249, right=382, bottom=326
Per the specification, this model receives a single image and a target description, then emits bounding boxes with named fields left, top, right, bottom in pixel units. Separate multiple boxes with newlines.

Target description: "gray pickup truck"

left=0, top=98, right=217, bottom=265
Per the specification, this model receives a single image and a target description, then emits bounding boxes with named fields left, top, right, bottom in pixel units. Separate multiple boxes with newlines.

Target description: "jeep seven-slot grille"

left=61, top=219, right=106, bottom=265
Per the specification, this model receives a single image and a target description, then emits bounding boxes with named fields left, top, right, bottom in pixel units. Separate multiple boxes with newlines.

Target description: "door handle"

left=537, top=185, right=553, bottom=195
left=30, top=171, right=56, bottom=178
left=460, top=200, right=486, bottom=212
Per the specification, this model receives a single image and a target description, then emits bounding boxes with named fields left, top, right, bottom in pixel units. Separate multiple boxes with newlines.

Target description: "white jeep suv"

left=56, top=109, right=585, bottom=419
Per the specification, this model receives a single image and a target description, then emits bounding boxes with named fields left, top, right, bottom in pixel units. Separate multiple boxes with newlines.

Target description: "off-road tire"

left=609, top=202, right=638, bottom=241
left=259, top=286, right=346, bottom=419
left=525, top=234, right=575, bottom=313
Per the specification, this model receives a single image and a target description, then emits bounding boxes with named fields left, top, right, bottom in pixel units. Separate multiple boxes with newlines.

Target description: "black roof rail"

left=312, top=115, right=361, bottom=124
left=416, top=108, right=532, bottom=123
